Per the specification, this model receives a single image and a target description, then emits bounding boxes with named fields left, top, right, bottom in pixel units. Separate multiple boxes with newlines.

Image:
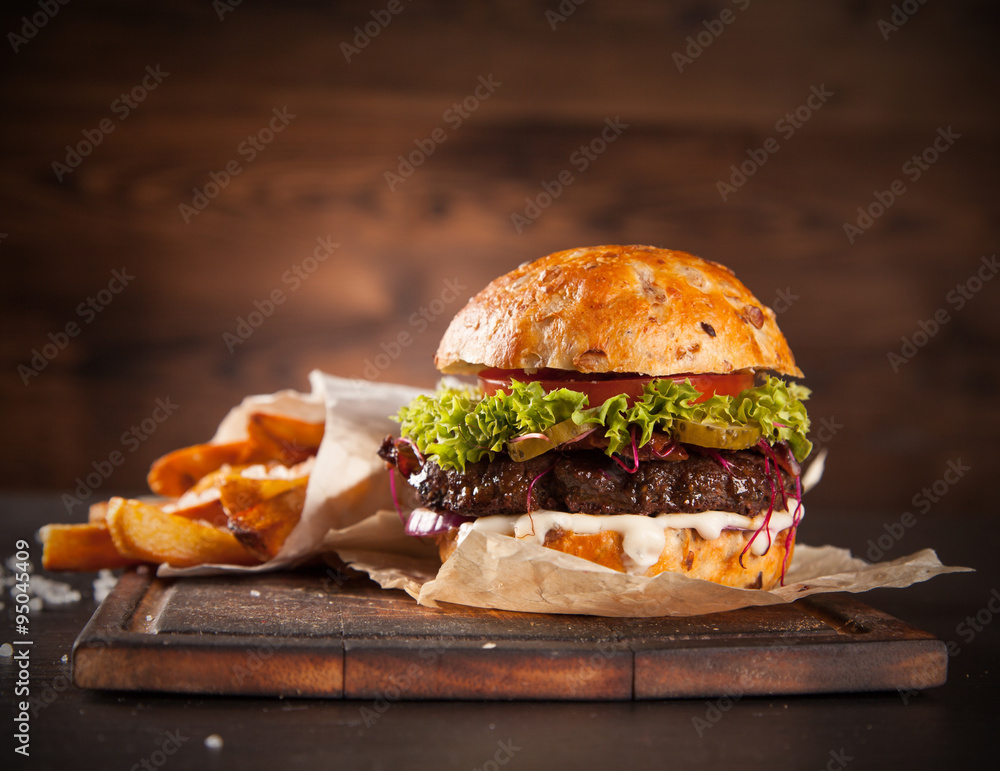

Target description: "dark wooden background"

left=1, top=0, right=997, bottom=532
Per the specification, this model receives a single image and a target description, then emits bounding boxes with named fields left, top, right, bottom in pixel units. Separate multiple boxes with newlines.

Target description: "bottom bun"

left=437, top=523, right=795, bottom=591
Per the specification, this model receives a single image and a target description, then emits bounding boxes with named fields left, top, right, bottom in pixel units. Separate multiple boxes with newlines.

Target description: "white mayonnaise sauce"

left=446, top=503, right=804, bottom=574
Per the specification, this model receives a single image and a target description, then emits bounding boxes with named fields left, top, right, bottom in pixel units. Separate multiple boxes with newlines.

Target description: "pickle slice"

left=671, top=419, right=761, bottom=450
left=507, top=419, right=591, bottom=462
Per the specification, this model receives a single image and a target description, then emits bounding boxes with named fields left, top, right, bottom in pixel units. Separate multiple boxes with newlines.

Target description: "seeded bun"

left=434, top=245, right=802, bottom=377
left=437, top=526, right=794, bottom=590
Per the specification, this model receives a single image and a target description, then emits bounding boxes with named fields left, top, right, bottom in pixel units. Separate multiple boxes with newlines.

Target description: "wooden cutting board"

left=72, top=568, right=947, bottom=700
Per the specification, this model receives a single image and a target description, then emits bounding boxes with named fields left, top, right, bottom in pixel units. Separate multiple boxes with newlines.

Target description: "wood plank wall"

left=1, top=0, right=997, bottom=523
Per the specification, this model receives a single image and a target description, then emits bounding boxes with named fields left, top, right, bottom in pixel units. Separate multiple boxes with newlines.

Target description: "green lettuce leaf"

left=730, top=378, right=813, bottom=462
left=395, top=376, right=812, bottom=472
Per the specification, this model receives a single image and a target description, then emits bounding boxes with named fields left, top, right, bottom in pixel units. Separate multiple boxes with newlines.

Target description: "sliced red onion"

left=651, top=439, right=682, bottom=460
left=771, top=440, right=802, bottom=477
left=779, top=476, right=805, bottom=586
left=404, top=508, right=474, bottom=537
left=740, top=455, right=776, bottom=567
left=611, top=428, right=640, bottom=473
left=395, top=436, right=425, bottom=463
left=510, top=432, right=550, bottom=443
left=692, top=445, right=733, bottom=473
left=756, top=439, right=789, bottom=511
left=391, top=437, right=424, bottom=477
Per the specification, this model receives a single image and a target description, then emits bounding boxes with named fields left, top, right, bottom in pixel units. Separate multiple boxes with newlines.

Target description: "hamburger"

left=379, top=245, right=812, bottom=590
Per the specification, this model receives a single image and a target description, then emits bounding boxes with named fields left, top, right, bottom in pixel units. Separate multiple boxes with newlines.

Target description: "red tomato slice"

left=477, top=368, right=754, bottom=404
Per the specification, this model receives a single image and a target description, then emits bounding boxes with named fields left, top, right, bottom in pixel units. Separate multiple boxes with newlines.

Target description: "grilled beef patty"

left=379, top=438, right=797, bottom=518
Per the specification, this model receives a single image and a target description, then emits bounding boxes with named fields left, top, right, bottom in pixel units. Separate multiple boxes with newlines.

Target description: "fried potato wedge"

left=50, top=410, right=321, bottom=572
left=105, top=497, right=260, bottom=567
left=40, top=522, right=143, bottom=572
left=247, top=411, right=324, bottom=465
left=147, top=440, right=268, bottom=497
left=219, top=473, right=305, bottom=514
left=88, top=500, right=110, bottom=524
left=162, top=492, right=228, bottom=528
left=187, top=464, right=250, bottom=494
left=221, top=475, right=308, bottom=561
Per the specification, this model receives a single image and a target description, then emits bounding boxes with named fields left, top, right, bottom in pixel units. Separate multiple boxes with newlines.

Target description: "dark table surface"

left=1, top=494, right=996, bottom=770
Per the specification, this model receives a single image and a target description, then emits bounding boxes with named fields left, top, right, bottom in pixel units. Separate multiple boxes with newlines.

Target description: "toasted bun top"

left=434, top=245, right=803, bottom=377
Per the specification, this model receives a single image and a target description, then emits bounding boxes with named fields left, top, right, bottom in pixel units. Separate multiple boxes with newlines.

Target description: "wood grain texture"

left=0, top=0, right=997, bottom=523
left=72, top=568, right=947, bottom=700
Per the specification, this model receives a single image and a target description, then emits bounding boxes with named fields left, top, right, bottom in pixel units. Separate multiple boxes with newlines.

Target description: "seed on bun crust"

left=381, top=245, right=812, bottom=592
